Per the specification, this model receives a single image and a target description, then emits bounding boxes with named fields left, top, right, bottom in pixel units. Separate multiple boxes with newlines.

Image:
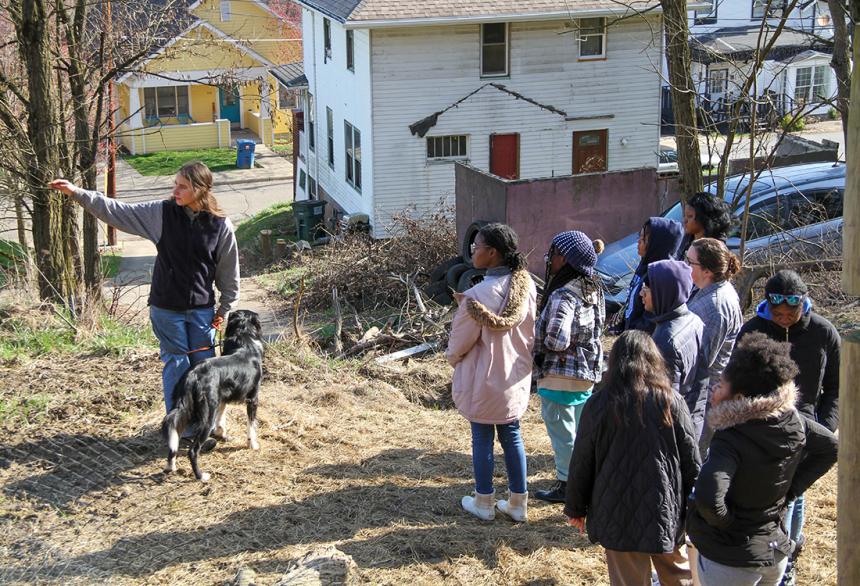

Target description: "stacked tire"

left=422, top=221, right=489, bottom=305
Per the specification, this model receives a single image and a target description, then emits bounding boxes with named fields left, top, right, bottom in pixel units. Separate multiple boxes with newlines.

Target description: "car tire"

left=422, top=280, right=448, bottom=297
left=461, top=221, right=490, bottom=267
left=457, top=268, right=486, bottom=292
left=446, top=263, right=471, bottom=290
left=430, top=290, right=454, bottom=305
left=429, top=255, right=464, bottom=283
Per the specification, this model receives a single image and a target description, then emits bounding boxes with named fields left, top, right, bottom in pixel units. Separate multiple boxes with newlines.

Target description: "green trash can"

left=293, top=199, right=328, bottom=241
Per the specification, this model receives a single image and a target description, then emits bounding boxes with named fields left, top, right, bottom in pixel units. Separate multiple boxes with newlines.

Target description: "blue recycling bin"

left=236, top=139, right=256, bottom=169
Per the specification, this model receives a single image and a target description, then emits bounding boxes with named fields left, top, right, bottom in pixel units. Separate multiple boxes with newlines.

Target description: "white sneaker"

left=496, top=490, right=528, bottom=522
left=461, top=490, right=495, bottom=521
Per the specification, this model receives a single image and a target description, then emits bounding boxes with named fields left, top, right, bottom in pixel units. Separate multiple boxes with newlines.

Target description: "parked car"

left=657, top=146, right=720, bottom=175
left=598, top=161, right=845, bottom=313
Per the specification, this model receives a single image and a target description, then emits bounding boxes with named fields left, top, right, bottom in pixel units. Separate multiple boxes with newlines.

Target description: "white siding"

left=370, top=19, right=663, bottom=233
left=689, top=0, right=818, bottom=34
left=302, top=8, right=374, bottom=217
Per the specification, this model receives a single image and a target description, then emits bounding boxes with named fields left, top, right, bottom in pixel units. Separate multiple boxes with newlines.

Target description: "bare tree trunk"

left=18, top=0, right=71, bottom=302
left=828, top=0, right=851, bottom=146
left=838, top=6, right=860, bottom=582
left=662, top=0, right=702, bottom=200
left=13, top=189, right=33, bottom=287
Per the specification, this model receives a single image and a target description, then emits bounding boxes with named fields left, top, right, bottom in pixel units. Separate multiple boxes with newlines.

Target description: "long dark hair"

left=603, top=331, right=674, bottom=428
left=538, top=240, right=603, bottom=315
left=479, top=223, right=527, bottom=272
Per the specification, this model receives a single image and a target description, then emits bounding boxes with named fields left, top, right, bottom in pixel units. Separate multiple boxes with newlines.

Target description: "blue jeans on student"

left=541, top=396, right=588, bottom=482
left=470, top=421, right=527, bottom=495
left=150, top=305, right=216, bottom=413
left=784, top=494, right=805, bottom=544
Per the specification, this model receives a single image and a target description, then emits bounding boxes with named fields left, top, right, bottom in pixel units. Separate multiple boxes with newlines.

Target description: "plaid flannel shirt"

left=534, top=278, right=605, bottom=382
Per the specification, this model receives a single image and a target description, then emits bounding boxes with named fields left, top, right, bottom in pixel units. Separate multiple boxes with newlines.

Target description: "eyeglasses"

left=544, top=249, right=560, bottom=264
left=767, top=293, right=804, bottom=306
left=470, top=242, right=490, bottom=254
left=684, top=255, right=702, bottom=267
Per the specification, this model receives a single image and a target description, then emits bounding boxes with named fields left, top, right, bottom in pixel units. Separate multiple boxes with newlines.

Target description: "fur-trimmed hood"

left=707, top=382, right=798, bottom=431
left=465, top=269, right=532, bottom=331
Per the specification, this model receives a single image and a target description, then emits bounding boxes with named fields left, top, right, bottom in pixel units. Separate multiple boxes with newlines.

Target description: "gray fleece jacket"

left=71, top=188, right=240, bottom=317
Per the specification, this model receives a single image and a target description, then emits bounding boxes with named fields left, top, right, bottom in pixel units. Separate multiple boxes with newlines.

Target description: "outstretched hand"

left=49, top=179, right=78, bottom=196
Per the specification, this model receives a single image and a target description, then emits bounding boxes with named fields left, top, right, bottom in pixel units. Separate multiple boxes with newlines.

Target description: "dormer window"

left=323, top=18, right=332, bottom=61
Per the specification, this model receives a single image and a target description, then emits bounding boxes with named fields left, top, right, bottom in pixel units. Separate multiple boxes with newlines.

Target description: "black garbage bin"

left=293, top=199, right=327, bottom=241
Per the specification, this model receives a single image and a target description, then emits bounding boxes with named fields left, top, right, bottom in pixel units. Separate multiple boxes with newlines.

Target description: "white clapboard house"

left=292, top=0, right=673, bottom=235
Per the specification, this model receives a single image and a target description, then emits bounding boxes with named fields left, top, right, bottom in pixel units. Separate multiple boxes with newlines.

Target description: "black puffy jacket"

left=564, top=390, right=700, bottom=553
left=737, top=303, right=840, bottom=431
left=687, top=383, right=838, bottom=567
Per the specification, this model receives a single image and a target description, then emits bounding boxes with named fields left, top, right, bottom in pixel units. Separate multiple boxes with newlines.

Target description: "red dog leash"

left=185, top=327, right=223, bottom=356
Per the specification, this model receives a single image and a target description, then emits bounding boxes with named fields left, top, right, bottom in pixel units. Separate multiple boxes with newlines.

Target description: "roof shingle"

left=298, top=0, right=658, bottom=24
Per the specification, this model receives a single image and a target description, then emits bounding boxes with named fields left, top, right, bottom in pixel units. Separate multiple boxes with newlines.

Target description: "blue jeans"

left=541, top=397, right=588, bottom=482
left=150, top=305, right=216, bottom=413
left=784, top=494, right=805, bottom=544
left=470, top=421, right=527, bottom=495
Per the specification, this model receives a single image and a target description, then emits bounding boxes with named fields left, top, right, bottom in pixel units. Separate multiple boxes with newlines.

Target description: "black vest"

left=149, top=201, right=225, bottom=312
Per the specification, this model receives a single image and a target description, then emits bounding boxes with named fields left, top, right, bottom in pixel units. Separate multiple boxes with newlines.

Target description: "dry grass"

left=0, top=336, right=839, bottom=585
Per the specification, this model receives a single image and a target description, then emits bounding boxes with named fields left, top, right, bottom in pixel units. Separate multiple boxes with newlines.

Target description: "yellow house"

left=115, top=0, right=302, bottom=154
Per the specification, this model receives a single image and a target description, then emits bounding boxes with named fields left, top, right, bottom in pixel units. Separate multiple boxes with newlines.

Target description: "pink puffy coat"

left=446, top=268, right=537, bottom=424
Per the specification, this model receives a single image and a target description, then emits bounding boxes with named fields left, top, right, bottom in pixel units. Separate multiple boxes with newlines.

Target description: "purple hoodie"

left=646, top=259, right=694, bottom=317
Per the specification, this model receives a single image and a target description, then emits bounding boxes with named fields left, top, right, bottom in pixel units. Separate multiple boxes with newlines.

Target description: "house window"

left=307, top=92, right=315, bottom=151
left=481, top=23, right=508, bottom=77
left=220, top=0, right=231, bottom=21
left=278, top=85, right=299, bottom=110
left=572, top=129, right=608, bottom=174
left=752, top=0, right=785, bottom=19
left=344, top=121, right=361, bottom=191
left=707, top=68, right=728, bottom=96
left=694, top=0, right=718, bottom=24
left=794, top=65, right=829, bottom=104
left=326, top=107, right=334, bottom=168
left=427, top=135, right=468, bottom=160
left=143, top=86, right=189, bottom=119
left=579, top=18, right=606, bottom=59
left=299, top=169, right=307, bottom=190
left=308, top=175, right=317, bottom=197
left=323, top=18, right=332, bottom=61
left=346, top=30, right=354, bottom=71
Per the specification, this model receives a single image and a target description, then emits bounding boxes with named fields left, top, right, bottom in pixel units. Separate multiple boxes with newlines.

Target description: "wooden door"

left=572, top=129, right=608, bottom=174
left=490, top=133, right=519, bottom=180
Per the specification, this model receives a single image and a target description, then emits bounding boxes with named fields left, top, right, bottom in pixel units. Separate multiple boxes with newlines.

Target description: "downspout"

left=311, top=11, right=320, bottom=202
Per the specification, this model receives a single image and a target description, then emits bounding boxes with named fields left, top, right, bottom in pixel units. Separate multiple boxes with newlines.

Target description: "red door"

left=490, top=133, right=519, bottom=180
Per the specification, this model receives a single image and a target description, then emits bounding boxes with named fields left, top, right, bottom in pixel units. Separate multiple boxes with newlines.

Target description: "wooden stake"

left=838, top=31, right=860, bottom=586
left=260, top=229, right=273, bottom=263
left=275, top=238, right=287, bottom=260
left=332, top=287, right=343, bottom=353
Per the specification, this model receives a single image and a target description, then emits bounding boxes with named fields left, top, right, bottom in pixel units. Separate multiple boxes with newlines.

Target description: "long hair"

left=178, top=161, right=226, bottom=217
left=479, top=223, right=527, bottom=272
left=603, top=331, right=674, bottom=428
left=690, top=237, right=741, bottom=283
left=538, top=239, right=604, bottom=315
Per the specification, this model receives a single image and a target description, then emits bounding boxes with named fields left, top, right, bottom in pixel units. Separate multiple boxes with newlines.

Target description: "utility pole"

left=105, top=0, right=117, bottom=245
left=838, top=13, right=860, bottom=584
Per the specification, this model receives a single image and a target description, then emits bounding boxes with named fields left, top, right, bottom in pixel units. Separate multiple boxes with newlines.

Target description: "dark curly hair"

left=687, top=192, right=734, bottom=240
left=479, top=223, right=527, bottom=272
left=723, top=332, right=799, bottom=398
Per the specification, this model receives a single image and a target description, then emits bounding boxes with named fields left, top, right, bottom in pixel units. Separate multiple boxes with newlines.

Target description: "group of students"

left=446, top=192, right=840, bottom=586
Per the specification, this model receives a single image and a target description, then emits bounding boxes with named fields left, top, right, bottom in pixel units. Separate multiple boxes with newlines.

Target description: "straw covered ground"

left=0, top=331, right=838, bottom=585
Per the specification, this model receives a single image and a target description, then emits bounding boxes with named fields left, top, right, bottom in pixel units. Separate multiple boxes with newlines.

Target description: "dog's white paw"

left=164, top=460, right=177, bottom=473
left=199, top=472, right=211, bottom=482
left=248, top=440, right=260, bottom=451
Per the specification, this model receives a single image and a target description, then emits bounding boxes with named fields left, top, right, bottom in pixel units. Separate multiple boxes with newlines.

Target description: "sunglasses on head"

left=767, top=293, right=803, bottom=306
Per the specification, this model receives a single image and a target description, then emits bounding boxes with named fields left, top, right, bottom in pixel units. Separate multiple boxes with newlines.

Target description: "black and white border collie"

left=162, top=309, right=264, bottom=482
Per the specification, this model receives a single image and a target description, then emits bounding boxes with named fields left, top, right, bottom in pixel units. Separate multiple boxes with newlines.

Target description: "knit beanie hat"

left=551, top=231, right=602, bottom=277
